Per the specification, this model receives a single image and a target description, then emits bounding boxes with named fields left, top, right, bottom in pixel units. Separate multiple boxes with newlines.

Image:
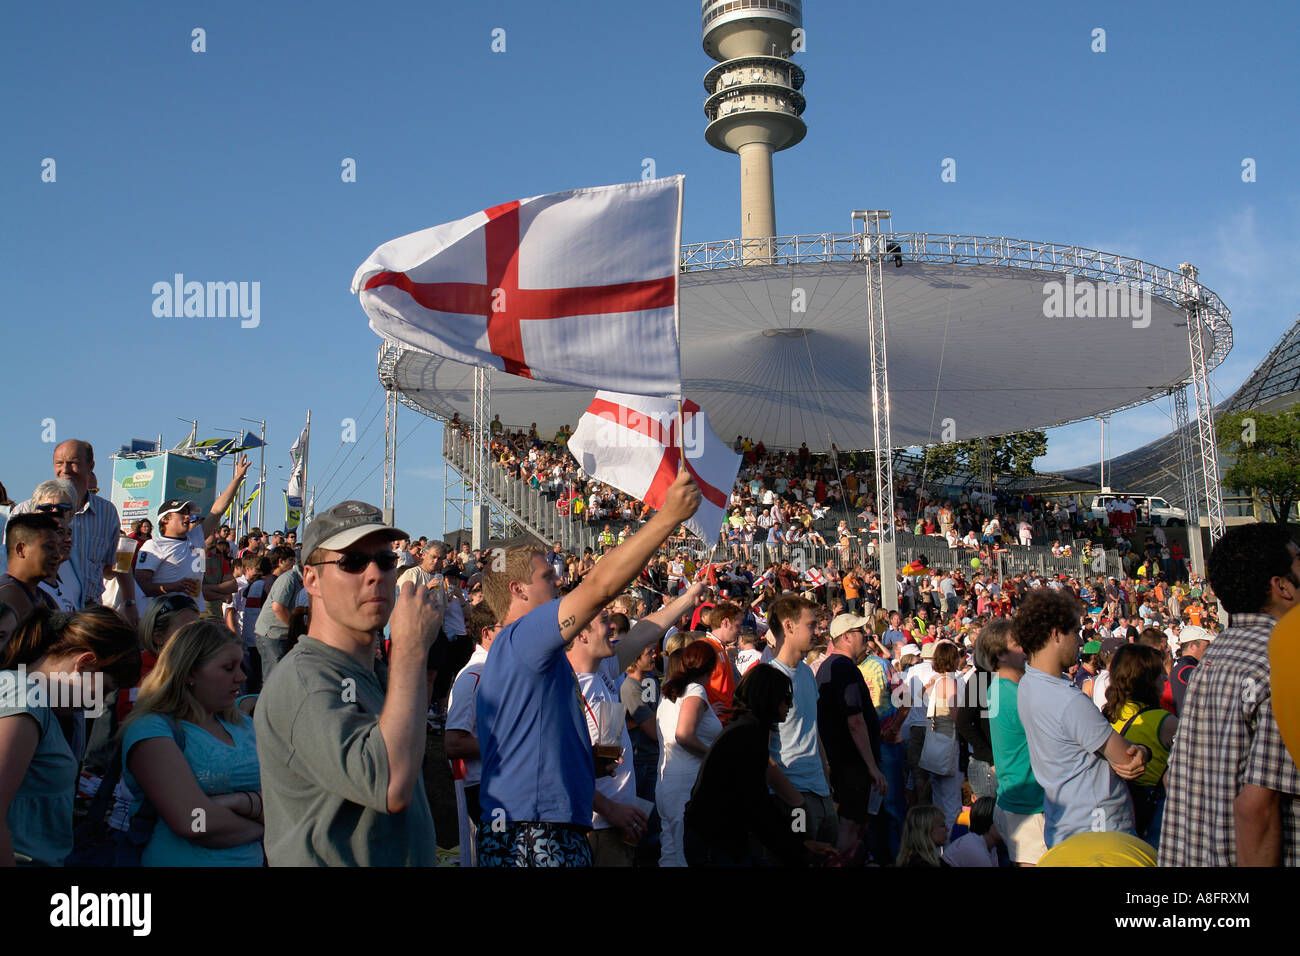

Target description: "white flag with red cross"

left=754, top=567, right=775, bottom=589
left=803, top=566, right=827, bottom=588
left=567, top=390, right=740, bottom=543
left=352, top=176, right=683, bottom=397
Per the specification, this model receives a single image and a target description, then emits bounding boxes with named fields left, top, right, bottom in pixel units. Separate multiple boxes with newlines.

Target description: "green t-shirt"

left=253, top=637, right=437, bottom=866
left=987, top=675, right=1045, bottom=815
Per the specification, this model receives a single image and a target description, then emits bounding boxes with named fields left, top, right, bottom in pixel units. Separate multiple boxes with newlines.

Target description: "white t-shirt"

left=225, top=574, right=248, bottom=639
left=656, top=682, right=722, bottom=780
left=238, top=579, right=267, bottom=648
left=445, top=644, right=489, bottom=786
left=136, top=527, right=207, bottom=612
left=1090, top=669, right=1111, bottom=710
left=734, top=647, right=763, bottom=676
left=40, top=563, right=81, bottom=614
left=576, top=670, right=636, bottom=829
left=901, top=661, right=936, bottom=733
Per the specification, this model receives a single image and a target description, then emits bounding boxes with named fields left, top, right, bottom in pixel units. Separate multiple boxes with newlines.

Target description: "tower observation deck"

left=702, top=0, right=806, bottom=253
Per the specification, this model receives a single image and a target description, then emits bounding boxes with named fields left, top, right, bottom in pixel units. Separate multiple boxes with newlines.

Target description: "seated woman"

left=121, top=620, right=263, bottom=866
left=682, top=665, right=838, bottom=867
left=0, top=606, right=140, bottom=866
left=896, top=804, right=950, bottom=867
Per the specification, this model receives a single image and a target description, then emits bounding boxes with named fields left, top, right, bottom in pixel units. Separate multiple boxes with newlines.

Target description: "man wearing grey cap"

left=254, top=500, right=443, bottom=866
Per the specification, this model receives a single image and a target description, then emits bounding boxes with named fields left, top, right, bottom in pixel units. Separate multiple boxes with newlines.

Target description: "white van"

left=1089, top=493, right=1187, bottom=527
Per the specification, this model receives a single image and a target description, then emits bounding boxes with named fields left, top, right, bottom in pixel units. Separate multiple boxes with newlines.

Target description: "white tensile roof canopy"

left=383, top=235, right=1232, bottom=454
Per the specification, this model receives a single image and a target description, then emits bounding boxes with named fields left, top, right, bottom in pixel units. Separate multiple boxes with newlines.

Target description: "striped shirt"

left=1158, top=612, right=1300, bottom=866
left=12, top=493, right=120, bottom=606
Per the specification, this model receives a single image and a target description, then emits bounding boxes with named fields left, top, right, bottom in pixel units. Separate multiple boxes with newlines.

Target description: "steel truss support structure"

left=471, top=367, right=492, bottom=549
left=856, top=210, right=899, bottom=611
left=1180, top=263, right=1225, bottom=564
left=382, top=386, right=398, bottom=526
left=1171, top=385, right=1206, bottom=577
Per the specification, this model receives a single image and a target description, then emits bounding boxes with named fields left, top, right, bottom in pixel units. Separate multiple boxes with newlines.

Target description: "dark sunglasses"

left=310, top=551, right=399, bottom=574
left=158, top=594, right=198, bottom=615
left=35, top=503, right=73, bottom=514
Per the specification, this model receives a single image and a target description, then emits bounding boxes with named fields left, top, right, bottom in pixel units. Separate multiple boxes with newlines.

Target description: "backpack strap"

left=1118, top=706, right=1161, bottom=738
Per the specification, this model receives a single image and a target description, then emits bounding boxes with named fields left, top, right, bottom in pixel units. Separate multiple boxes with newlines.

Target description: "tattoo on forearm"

left=560, top=615, right=576, bottom=630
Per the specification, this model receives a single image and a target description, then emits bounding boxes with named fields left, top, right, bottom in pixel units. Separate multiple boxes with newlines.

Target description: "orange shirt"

left=843, top=573, right=862, bottom=600
left=1186, top=605, right=1204, bottom=626
left=703, top=634, right=736, bottom=723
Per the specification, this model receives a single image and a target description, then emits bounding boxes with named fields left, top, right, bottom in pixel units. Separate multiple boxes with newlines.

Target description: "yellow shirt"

left=1038, top=831, right=1156, bottom=867
left=1110, top=700, right=1170, bottom=787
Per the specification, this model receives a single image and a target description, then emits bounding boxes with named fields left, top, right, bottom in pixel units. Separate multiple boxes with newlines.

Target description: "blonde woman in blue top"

left=122, top=619, right=263, bottom=865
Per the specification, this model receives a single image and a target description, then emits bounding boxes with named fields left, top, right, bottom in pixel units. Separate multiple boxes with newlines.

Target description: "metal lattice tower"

left=382, top=386, right=398, bottom=525
left=1180, top=263, right=1226, bottom=547
left=856, top=209, right=898, bottom=610
left=1171, top=385, right=1206, bottom=575
left=471, top=366, right=492, bottom=548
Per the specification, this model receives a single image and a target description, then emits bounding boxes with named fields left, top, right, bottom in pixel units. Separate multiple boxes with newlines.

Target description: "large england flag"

left=567, top=391, right=740, bottom=543
left=352, top=176, right=683, bottom=397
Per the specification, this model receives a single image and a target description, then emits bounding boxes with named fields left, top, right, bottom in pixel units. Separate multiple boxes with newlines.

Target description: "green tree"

left=919, top=431, right=1048, bottom=481
left=1217, top=407, right=1300, bottom=524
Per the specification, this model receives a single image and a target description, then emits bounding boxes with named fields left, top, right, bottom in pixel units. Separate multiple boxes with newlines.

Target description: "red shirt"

left=116, top=650, right=159, bottom=722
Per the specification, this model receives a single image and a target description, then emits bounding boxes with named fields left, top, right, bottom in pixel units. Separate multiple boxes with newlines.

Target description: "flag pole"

left=676, top=400, right=684, bottom=471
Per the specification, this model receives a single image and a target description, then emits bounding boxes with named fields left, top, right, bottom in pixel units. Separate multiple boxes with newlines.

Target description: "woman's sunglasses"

left=309, top=551, right=399, bottom=574
left=35, top=502, right=73, bottom=515
left=157, top=594, right=198, bottom=614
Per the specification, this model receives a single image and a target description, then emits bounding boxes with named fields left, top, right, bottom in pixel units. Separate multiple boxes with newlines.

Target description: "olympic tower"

left=702, top=0, right=807, bottom=253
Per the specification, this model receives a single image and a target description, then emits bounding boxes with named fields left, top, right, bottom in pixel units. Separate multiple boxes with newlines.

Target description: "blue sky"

left=4, top=0, right=1297, bottom=536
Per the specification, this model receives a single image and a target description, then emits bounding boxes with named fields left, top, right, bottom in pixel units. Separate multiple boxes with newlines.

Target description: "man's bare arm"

left=557, top=470, right=701, bottom=640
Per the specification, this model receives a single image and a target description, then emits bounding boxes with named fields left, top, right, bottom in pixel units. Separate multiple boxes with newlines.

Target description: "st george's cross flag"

left=803, top=566, right=827, bottom=589
left=567, top=391, right=740, bottom=543
left=352, top=176, right=684, bottom=397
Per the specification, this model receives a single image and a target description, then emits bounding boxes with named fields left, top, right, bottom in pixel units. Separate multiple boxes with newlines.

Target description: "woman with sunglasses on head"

left=121, top=619, right=262, bottom=865
left=0, top=606, right=140, bottom=865
left=28, top=480, right=79, bottom=613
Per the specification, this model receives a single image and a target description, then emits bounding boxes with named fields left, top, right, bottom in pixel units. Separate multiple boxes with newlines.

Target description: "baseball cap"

left=1082, top=640, right=1102, bottom=654
left=1100, top=636, right=1128, bottom=656
left=829, top=613, right=871, bottom=639
left=303, top=500, right=406, bottom=560
left=1175, top=625, right=1213, bottom=650
left=158, top=499, right=195, bottom=520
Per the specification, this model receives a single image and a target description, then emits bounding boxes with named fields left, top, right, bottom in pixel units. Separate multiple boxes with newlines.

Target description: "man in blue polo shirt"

left=1013, top=589, right=1147, bottom=848
left=476, top=469, right=701, bottom=867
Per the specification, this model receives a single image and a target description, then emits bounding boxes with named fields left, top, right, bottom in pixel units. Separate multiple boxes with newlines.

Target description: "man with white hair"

left=27, top=479, right=80, bottom=612
left=11, top=440, right=123, bottom=613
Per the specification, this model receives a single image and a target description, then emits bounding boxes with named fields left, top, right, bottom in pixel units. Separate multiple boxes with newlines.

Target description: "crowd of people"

left=1, top=436, right=1297, bottom=869
left=462, top=420, right=1191, bottom=586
